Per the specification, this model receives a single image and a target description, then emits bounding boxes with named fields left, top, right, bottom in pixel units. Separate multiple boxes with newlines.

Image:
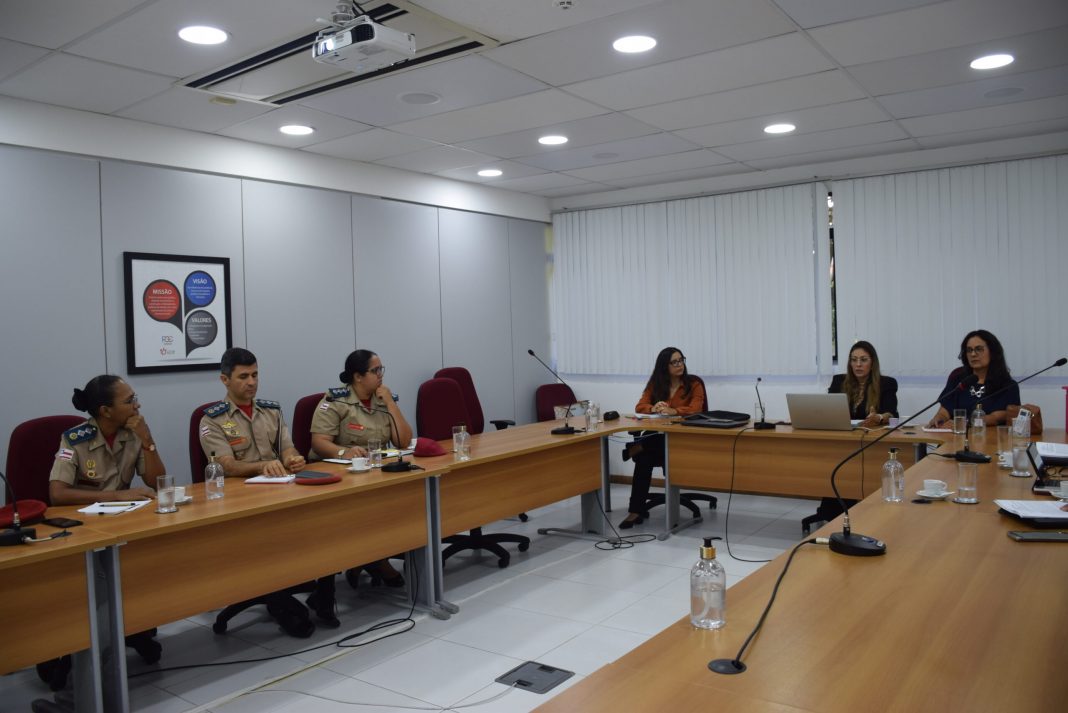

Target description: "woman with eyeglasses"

left=926, top=329, right=1019, bottom=427
left=620, top=347, right=705, bottom=529
left=305, top=349, right=413, bottom=625
left=828, top=341, right=898, bottom=428
left=49, top=375, right=165, bottom=505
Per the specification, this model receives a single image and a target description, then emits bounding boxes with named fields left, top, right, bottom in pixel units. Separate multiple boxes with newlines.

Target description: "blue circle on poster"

left=184, top=271, right=216, bottom=307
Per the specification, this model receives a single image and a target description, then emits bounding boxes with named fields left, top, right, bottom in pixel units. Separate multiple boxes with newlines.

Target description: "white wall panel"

left=508, top=219, right=551, bottom=424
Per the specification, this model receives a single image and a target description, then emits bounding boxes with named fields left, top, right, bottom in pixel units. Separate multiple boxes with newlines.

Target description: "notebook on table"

left=786, top=393, right=854, bottom=431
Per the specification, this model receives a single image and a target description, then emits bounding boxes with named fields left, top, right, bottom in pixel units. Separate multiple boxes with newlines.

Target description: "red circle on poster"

left=143, top=280, right=180, bottom=321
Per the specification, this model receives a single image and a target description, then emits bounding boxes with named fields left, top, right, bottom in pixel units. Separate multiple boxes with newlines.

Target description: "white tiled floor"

left=2, top=485, right=818, bottom=712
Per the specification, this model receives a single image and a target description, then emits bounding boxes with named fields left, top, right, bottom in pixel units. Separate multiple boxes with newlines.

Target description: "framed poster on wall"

left=123, top=252, right=232, bottom=374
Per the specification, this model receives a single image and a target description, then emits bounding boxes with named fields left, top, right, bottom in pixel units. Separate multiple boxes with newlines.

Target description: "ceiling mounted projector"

left=312, top=15, right=416, bottom=73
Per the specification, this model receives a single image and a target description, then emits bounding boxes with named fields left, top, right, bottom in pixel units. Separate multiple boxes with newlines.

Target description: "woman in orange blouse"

left=620, top=347, right=706, bottom=528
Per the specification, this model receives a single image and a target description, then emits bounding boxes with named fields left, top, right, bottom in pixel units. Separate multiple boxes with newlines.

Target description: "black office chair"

left=634, top=375, right=718, bottom=519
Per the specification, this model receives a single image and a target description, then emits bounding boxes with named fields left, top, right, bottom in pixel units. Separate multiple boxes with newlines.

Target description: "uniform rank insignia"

left=64, top=423, right=97, bottom=445
left=327, top=387, right=349, bottom=401
left=203, top=401, right=229, bottom=418
left=256, top=399, right=281, bottom=410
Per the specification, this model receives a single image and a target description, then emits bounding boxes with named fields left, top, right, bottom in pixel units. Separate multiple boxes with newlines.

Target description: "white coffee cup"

left=351, top=456, right=369, bottom=470
left=173, top=485, right=186, bottom=501
left=923, top=479, right=947, bottom=495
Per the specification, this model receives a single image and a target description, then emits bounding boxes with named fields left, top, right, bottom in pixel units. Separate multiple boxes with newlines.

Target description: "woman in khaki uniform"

left=304, top=349, right=414, bottom=626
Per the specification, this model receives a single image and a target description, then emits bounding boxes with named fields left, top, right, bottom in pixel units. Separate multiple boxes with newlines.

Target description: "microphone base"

left=708, top=658, right=747, bottom=675
left=551, top=426, right=577, bottom=435
left=0, top=527, right=35, bottom=546
left=381, top=460, right=414, bottom=473
left=829, top=531, right=886, bottom=557
left=954, top=450, right=992, bottom=463
left=752, top=420, right=776, bottom=431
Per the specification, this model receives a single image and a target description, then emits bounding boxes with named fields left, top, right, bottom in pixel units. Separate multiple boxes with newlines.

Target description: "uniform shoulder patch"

left=255, top=399, right=281, bottom=410
left=327, top=387, right=349, bottom=401
left=64, top=422, right=97, bottom=445
left=203, top=401, right=229, bottom=418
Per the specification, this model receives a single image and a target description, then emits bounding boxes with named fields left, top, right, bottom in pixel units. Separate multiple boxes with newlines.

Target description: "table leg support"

left=426, top=476, right=457, bottom=617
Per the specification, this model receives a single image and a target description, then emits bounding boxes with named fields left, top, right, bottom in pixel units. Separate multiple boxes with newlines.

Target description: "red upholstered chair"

left=416, top=377, right=530, bottom=568
left=5, top=415, right=84, bottom=506
left=535, top=383, right=577, bottom=423
left=188, top=402, right=216, bottom=483
left=291, top=393, right=323, bottom=459
left=434, top=367, right=514, bottom=433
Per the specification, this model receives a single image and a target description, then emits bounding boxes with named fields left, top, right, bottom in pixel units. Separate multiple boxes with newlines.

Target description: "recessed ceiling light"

left=399, top=92, right=441, bottom=105
left=612, top=35, right=656, bottom=53
left=279, top=125, right=314, bottom=136
left=538, top=135, right=568, bottom=145
left=984, top=86, right=1024, bottom=98
left=178, top=26, right=228, bottom=45
left=477, top=169, right=503, bottom=177
left=970, top=53, right=1014, bottom=70
left=764, top=123, right=796, bottom=134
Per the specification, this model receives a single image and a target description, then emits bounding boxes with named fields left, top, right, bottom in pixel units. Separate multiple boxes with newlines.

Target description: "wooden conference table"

left=535, top=429, right=1068, bottom=713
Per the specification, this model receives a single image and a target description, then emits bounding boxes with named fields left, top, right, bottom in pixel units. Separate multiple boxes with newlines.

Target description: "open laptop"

left=786, top=393, right=854, bottom=431
left=1026, top=441, right=1065, bottom=489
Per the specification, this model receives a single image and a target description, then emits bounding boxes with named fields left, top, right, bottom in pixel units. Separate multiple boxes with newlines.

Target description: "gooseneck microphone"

left=528, top=349, right=582, bottom=435
left=1, top=470, right=37, bottom=547
left=372, top=407, right=417, bottom=472
left=753, top=377, right=775, bottom=430
left=954, top=357, right=1067, bottom=463
left=826, top=373, right=980, bottom=557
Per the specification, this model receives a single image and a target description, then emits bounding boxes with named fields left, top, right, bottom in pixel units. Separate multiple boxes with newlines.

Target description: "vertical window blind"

left=551, top=184, right=819, bottom=375
left=833, top=155, right=1068, bottom=377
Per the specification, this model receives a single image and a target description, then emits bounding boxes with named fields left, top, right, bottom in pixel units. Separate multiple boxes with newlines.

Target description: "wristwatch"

left=337, top=448, right=346, bottom=457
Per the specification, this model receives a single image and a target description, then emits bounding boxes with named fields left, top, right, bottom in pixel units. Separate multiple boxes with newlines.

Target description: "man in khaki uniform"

left=199, top=347, right=305, bottom=476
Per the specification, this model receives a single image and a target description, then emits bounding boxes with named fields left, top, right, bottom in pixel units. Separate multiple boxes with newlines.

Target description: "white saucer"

left=916, top=489, right=954, bottom=500
left=175, top=495, right=193, bottom=505
left=347, top=466, right=371, bottom=473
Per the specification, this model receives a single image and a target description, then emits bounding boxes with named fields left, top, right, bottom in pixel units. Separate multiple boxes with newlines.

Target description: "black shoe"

left=267, top=595, right=315, bottom=638
left=305, top=592, right=340, bottom=628
left=35, top=656, right=71, bottom=692
left=622, top=446, right=631, bottom=462
left=367, top=560, right=405, bottom=588
left=618, top=514, right=644, bottom=530
left=125, top=630, right=162, bottom=665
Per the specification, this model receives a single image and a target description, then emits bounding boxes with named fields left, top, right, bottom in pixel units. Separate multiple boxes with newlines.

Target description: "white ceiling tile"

left=388, top=89, right=606, bottom=143
left=515, top=133, right=700, bottom=172
left=627, top=70, right=865, bottom=131
left=377, top=145, right=498, bottom=173
left=0, top=53, right=173, bottom=114
left=563, top=150, right=733, bottom=182
left=537, top=182, right=617, bottom=198
left=65, top=0, right=324, bottom=79
left=809, top=0, right=1068, bottom=67
left=847, top=25, right=1068, bottom=97
left=716, top=122, right=910, bottom=162
left=457, top=113, right=658, bottom=159
left=116, top=86, right=272, bottom=132
left=409, top=0, right=662, bottom=43
left=598, top=162, right=753, bottom=188
left=436, top=160, right=547, bottom=183
left=300, top=55, right=546, bottom=126
left=772, top=0, right=944, bottom=29
left=877, top=64, right=1068, bottom=119
left=217, top=106, right=371, bottom=148
left=0, top=0, right=144, bottom=49
left=302, top=128, right=439, bottom=162
left=563, top=32, right=833, bottom=112
left=493, top=173, right=596, bottom=193
left=744, top=139, right=918, bottom=169
left=914, top=117, right=1068, bottom=148
left=900, top=94, right=1068, bottom=136
left=484, top=0, right=796, bottom=86
left=0, top=39, right=49, bottom=81
left=676, top=99, right=890, bottom=148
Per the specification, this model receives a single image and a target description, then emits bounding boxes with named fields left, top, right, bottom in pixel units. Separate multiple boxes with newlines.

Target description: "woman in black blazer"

left=828, top=340, right=898, bottom=428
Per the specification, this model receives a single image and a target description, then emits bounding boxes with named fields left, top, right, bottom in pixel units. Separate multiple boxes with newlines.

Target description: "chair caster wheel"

left=497, top=557, right=510, bottom=569
left=213, top=621, right=227, bottom=634
left=518, top=541, right=530, bottom=552
left=519, top=513, right=529, bottom=522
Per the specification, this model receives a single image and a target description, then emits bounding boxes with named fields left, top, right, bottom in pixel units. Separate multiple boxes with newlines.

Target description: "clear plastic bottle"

left=971, top=403, right=986, bottom=442
left=881, top=447, right=905, bottom=502
left=690, top=537, right=726, bottom=630
left=454, top=429, right=471, bottom=462
left=205, top=451, right=225, bottom=500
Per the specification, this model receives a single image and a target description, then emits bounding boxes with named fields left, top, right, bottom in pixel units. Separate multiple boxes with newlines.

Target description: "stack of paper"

left=77, top=500, right=152, bottom=515
left=994, top=500, right=1068, bottom=520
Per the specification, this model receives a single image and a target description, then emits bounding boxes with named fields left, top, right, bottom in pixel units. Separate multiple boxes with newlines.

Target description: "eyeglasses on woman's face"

left=669, top=357, right=686, bottom=367
left=369, top=366, right=385, bottom=376
left=964, top=345, right=987, bottom=355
